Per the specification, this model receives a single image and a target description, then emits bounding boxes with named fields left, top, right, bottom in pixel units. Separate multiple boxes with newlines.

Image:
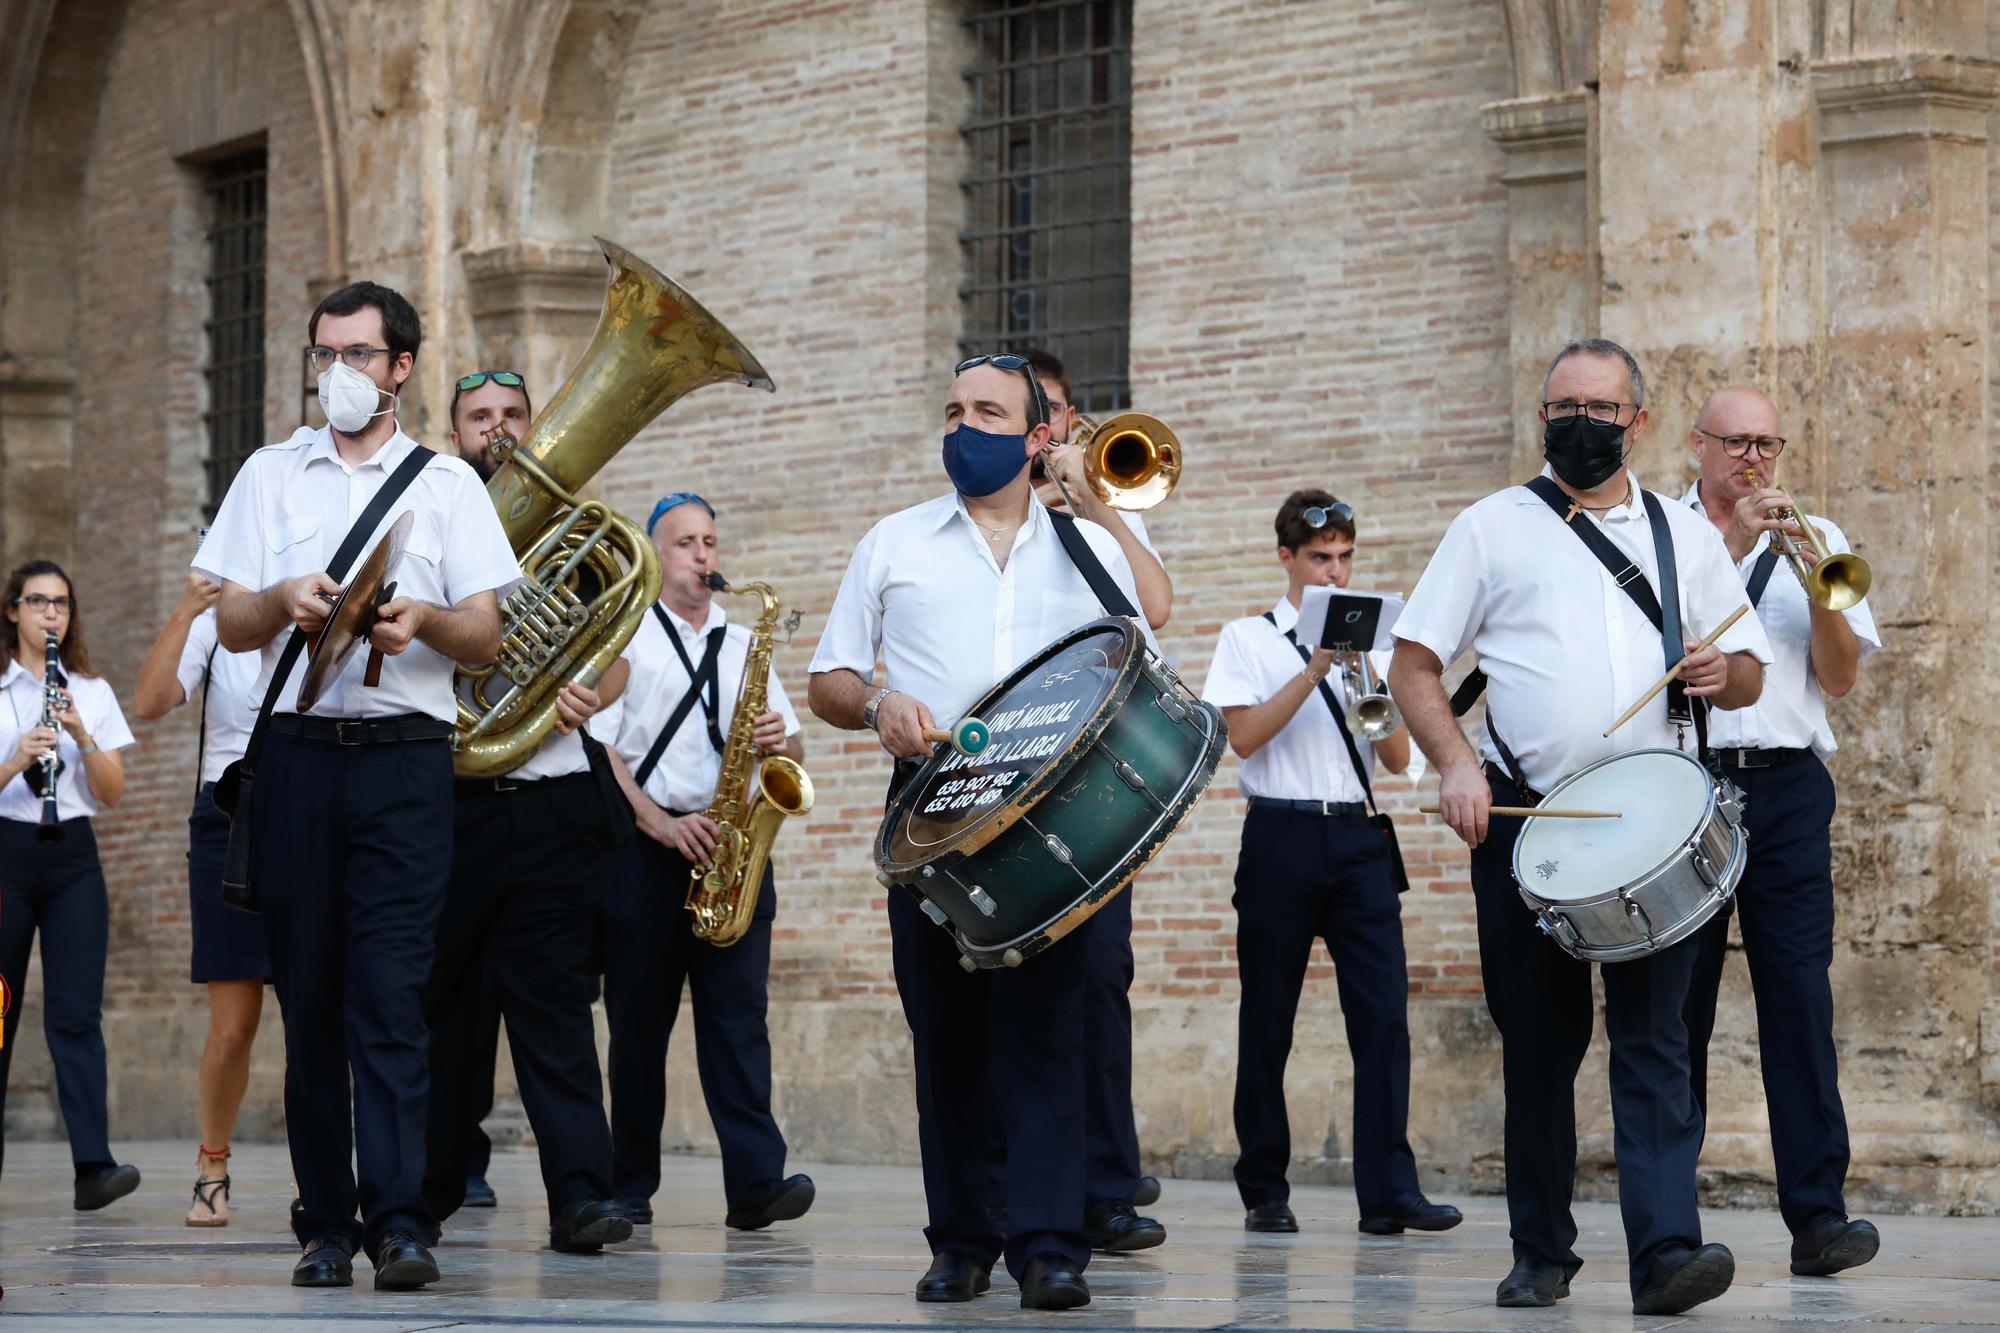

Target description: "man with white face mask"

left=197, top=282, right=519, bottom=1293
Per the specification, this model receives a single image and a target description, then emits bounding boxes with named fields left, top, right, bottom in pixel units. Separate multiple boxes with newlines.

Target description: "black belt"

left=456, top=769, right=593, bottom=795
left=1713, top=746, right=1810, bottom=771
left=1484, top=761, right=1545, bottom=806
left=270, top=714, right=455, bottom=746
left=1246, top=795, right=1366, bottom=819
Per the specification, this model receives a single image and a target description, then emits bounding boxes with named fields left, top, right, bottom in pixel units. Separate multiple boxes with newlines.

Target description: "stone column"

left=462, top=240, right=609, bottom=417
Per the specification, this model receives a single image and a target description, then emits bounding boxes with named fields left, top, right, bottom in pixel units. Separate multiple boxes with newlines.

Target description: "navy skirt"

left=188, top=782, right=271, bottom=984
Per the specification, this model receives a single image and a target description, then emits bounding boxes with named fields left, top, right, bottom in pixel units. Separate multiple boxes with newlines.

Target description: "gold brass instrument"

left=687, top=574, right=814, bottom=946
left=1341, top=650, right=1401, bottom=743
left=1071, top=411, right=1182, bottom=511
left=1742, top=466, right=1871, bottom=612
left=455, top=238, right=775, bottom=776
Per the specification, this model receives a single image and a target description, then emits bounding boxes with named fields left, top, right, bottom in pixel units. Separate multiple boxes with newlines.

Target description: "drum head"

left=1514, top=749, right=1713, bottom=902
left=879, top=618, right=1140, bottom=871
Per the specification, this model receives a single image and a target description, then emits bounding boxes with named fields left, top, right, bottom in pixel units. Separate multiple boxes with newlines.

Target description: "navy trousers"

left=254, top=728, right=453, bottom=1260
left=1682, top=753, right=1849, bottom=1235
left=0, top=817, right=113, bottom=1176
left=602, top=836, right=787, bottom=1208
left=1082, top=887, right=1143, bottom=1207
left=1471, top=774, right=1706, bottom=1295
left=424, top=772, right=618, bottom=1230
left=1231, top=804, right=1420, bottom=1215
left=463, top=962, right=501, bottom=1181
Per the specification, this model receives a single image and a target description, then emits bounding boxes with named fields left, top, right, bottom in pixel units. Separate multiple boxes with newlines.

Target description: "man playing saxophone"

left=600, top=491, right=814, bottom=1231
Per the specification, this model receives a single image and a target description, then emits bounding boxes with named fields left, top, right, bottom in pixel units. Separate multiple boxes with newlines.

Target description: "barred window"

left=200, top=148, right=267, bottom=518
left=959, top=0, right=1132, bottom=414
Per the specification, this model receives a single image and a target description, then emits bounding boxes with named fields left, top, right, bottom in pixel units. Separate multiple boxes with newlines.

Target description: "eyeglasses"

left=455, top=370, right=526, bottom=394
left=1543, top=399, right=1636, bottom=425
left=305, top=345, right=393, bottom=373
left=953, top=353, right=1050, bottom=426
left=1303, top=501, right=1354, bottom=530
left=647, top=492, right=717, bottom=534
left=14, top=594, right=72, bottom=613
left=1694, top=427, right=1786, bottom=460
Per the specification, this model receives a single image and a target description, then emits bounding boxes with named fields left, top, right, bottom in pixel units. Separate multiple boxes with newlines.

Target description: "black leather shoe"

left=725, top=1173, right=816, bottom=1230
left=1360, top=1195, right=1464, bottom=1235
left=915, top=1251, right=991, bottom=1303
left=1133, top=1174, right=1162, bottom=1207
left=73, top=1163, right=141, bottom=1211
left=462, top=1174, right=497, bottom=1208
left=292, top=1237, right=354, bottom=1288
left=1791, top=1217, right=1879, bottom=1276
left=1244, top=1201, right=1298, bottom=1233
left=1633, top=1243, right=1735, bottom=1316
left=551, top=1198, right=634, bottom=1253
left=371, top=1231, right=442, bottom=1291
left=1495, top=1255, right=1575, bottom=1308
left=1019, top=1255, right=1090, bottom=1310
left=1084, top=1199, right=1166, bottom=1252
left=618, top=1198, right=653, bottom=1225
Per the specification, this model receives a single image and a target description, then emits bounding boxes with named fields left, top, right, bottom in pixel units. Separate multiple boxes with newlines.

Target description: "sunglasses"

left=1303, top=500, right=1355, bottom=530
left=455, top=370, right=526, bottom=394
left=647, top=491, right=717, bottom=534
left=954, top=353, right=1049, bottom=426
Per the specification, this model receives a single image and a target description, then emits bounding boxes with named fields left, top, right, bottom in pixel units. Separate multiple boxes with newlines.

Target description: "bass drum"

left=875, top=617, right=1227, bottom=969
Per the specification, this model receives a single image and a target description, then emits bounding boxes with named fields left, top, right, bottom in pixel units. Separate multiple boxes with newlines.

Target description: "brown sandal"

left=186, top=1146, right=230, bottom=1227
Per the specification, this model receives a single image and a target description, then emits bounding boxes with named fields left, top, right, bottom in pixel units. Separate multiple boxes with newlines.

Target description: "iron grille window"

left=960, top=0, right=1132, bottom=414
left=201, top=148, right=267, bottom=518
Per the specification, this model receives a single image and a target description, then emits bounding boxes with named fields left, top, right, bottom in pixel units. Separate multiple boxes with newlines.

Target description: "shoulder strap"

left=634, top=619, right=728, bottom=788
left=1745, top=544, right=1782, bottom=608
left=194, top=644, right=218, bottom=795
left=240, top=443, right=435, bottom=768
left=651, top=605, right=727, bottom=752
left=1263, top=612, right=1376, bottom=813
left=1048, top=510, right=1140, bottom=620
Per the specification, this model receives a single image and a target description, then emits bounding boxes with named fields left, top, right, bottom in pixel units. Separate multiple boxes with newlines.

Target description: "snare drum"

left=875, top=617, right=1227, bottom=970
left=1511, top=748, right=1747, bottom=962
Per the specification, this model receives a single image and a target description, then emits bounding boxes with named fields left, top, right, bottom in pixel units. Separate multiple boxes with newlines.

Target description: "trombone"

left=1341, top=651, right=1402, bottom=743
left=1743, top=466, right=1872, bottom=611
left=1068, top=411, right=1182, bottom=511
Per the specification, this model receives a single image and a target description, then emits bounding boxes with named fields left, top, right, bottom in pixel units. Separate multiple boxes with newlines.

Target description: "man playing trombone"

left=1681, top=387, right=1882, bottom=1277
left=1199, top=490, right=1458, bottom=1239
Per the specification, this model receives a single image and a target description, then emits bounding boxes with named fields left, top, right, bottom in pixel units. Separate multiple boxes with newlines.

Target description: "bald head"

left=1689, top=384, right=1787, bottom=499
left=1696, top=386, right=1779, bottom=437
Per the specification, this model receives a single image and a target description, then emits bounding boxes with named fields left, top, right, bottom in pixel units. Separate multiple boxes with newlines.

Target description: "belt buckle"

left=493, top=777, right=520, bottom=793
left=333, top=720, right=371, bottom=746
left=1319, top=799, right=1338, bottom=817
left=1737, top=748, right=1771, bottom=770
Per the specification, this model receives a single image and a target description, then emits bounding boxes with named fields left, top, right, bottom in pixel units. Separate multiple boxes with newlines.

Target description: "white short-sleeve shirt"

left=609, top=600, right=802, bottom=813
left=0, top=659, right=136, bottom=822
left=173, top=608, right=263, bottom=786
left=193, top=427, right=521, bottom=723
left=1202, top=597, right=1386, bottom=803
left=1680, top=482, right=1881, bottom=755
left=809, top=492, right=1143, bottom=732
left=1394, top=472, right=1774, bottom=795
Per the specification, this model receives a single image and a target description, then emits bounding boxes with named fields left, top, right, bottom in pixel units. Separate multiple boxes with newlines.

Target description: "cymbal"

left=295, top=511, right=414, bottom=713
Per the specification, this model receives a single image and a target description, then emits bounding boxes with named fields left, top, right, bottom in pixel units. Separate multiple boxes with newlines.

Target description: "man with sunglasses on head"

left=1201, top=489, right=1459, bottom=1241
left=196, top=283, right=520, bottom=1291
left=597, top=490, right=814, bottom=1234
left=1680, top=388, right=1881, bottom=1278
left=416, top=367, right=636, bottom=1257
left=808, top=353, right=1147, bottom=1311
left=1389, top=339, right=1771, bottom=1316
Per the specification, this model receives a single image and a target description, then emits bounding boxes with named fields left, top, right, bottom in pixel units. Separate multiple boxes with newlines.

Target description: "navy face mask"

left=941, top=422, right=1030, bottom=499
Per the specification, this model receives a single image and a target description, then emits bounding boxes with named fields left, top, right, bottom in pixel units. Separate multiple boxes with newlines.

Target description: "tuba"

left=686, top=575, right=814, bottom=946
left=455, top=239, right=774, bottom=776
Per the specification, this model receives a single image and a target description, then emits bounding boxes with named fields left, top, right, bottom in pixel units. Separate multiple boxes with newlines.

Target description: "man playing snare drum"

left=808, top=354, right=1144, bottom=1312
left=1388, top=339, right=1771, bottom=1316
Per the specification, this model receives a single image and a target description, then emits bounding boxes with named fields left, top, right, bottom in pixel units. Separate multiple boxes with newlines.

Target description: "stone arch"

left=1496, top=0, right=1592, bottom=99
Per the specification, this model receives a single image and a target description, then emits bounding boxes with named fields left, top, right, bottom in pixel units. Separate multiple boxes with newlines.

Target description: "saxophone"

left=686, top=575, right=814, bottom=946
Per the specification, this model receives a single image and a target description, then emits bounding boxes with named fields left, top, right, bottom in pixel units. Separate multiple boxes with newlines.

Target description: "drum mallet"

left=1601, top=603, right=1751, bottom=738
left=1420, top=804, right=1620, bottom=820
left=922, top=717, right=991, bottom=757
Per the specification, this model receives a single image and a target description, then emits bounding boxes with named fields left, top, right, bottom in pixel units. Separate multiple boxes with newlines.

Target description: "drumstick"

left=1420, top=805, right=1620, bottom=820
left=922, top=716, right=992, bottom=757
left=1601, top=603, right=1752, bottom=738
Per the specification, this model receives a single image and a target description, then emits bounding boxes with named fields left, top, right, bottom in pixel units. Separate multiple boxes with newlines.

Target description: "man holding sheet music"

left=1200, top=489, right=1460, bottom=1239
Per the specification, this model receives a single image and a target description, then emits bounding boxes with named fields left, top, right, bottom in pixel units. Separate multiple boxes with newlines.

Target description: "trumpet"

left=1743, top=466, right=1871, bottom=611
left=1067, top=411, right=1182, bottom=511
left=1341, top=650, right=1401, bottom=743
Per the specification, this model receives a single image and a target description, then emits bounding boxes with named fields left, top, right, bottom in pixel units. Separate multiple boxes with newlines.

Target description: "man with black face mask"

left=1388, top=338, right=1772, bottom=1317
left=808, top=354, right=1143, bottom=1312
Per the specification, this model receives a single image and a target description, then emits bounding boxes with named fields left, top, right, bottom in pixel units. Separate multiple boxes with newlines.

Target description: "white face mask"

left=317, top=361, right=397, bottom=435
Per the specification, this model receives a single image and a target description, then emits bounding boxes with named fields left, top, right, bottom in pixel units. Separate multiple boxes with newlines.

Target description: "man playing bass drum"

left=1388, top=339, right=1770, bottom=1316
left=809, top=354, right=1145, bottom=1312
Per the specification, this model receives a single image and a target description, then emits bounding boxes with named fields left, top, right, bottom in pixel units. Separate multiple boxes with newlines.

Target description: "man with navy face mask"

left=809, top=356, right=1143, bottom=1311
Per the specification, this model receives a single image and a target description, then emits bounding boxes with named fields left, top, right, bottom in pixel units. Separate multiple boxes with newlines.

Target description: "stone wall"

left=1, top=0, right=1995, bottom=1212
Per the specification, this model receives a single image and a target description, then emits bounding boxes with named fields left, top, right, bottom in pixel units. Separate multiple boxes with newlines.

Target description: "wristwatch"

left=862, top=687, right=895, bottom=731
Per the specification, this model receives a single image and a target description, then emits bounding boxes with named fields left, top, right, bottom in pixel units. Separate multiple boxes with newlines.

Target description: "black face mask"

left=1543, top=412, right=1630, bottom=490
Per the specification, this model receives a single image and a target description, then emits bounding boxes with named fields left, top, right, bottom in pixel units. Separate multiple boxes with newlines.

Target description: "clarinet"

left=31, top=628, right=65, bottom=842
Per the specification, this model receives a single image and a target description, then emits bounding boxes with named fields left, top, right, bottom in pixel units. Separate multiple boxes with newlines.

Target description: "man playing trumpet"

left=1681, top=387, right=1882, bottom=1277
